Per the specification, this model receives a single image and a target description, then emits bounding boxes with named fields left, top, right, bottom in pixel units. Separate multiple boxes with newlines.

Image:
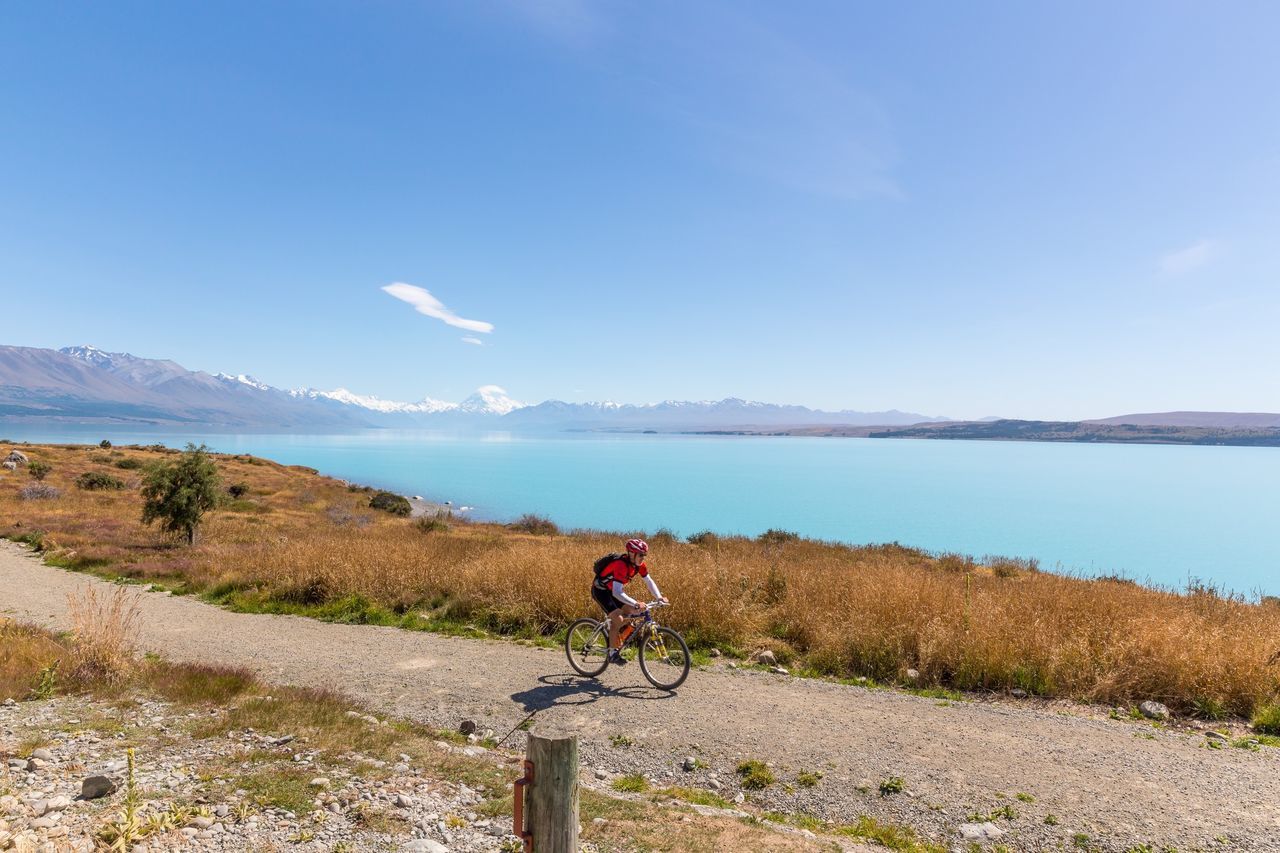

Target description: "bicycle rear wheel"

left=565, top=618, right=610, bottom=677
left=638, top=626, right=690, bottom=690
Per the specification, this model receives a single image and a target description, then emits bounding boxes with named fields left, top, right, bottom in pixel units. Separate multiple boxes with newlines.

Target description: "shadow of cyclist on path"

left=510, top=673, right=676, bottom=715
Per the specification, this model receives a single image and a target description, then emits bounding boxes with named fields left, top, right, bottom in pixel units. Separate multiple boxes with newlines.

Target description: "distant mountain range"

left=0, top=344, right=946, bottom=429
left=1085, top=411, right=1280, bottom=428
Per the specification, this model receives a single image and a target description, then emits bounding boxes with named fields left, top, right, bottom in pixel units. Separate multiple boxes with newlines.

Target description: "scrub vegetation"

left=3, top=441, right=1280, bottom=718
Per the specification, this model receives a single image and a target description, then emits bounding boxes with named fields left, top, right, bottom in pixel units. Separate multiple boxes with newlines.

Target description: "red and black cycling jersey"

left=595, top=558, right=647, bottom=588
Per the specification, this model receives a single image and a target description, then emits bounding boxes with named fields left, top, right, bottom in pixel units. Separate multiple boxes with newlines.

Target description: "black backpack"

left=592, top=552, right=627, bottom=583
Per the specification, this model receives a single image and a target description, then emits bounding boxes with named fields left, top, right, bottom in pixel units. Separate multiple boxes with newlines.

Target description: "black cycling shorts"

left=591, top=583, right=625, bottom=615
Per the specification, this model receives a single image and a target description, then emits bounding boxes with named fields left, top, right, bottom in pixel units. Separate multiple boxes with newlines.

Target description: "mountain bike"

left=564, top=601, right=690, bottom=690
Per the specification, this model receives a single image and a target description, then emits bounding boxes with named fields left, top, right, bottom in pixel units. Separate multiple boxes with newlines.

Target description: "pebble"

left=959, top=821, right=1005, bottom=840
left=30, top=749, right=54, bottom=763
left=309, top=777, right=331, bottom=789
left=1140, top=701, right=1171, bottom=721
left=682, top=756, right=698, bottom=771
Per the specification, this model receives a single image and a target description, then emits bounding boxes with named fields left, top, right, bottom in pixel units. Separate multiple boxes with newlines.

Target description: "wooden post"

left=523, top=731, right=579, bottom=853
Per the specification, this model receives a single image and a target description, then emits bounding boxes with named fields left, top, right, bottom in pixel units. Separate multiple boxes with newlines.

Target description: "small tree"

left=28, top=460, right=51, bottom=481
left=140, top=443, right=222, bottom=545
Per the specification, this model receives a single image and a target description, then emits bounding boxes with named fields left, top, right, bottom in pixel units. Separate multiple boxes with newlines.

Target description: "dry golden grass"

left=0, top=620, right=68, bottom=701
left=3, top=441, right=1279, bottom=715
left=66, top=585, right=141, bottom=686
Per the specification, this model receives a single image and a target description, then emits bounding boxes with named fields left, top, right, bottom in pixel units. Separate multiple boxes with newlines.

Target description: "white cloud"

left=381, top=283, right=494, bottom=333
left=1159, top=240, right=1217, bottom=276
left=461, top=336, right=484, bottom=346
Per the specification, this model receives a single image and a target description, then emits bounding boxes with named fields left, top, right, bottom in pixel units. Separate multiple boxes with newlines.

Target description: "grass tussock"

left=4, top=442, right=1280, bottom=716
left=66, top=585, right=142, bottom=686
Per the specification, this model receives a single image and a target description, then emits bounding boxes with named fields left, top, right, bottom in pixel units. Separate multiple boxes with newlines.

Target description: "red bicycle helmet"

left=625, top=538, right=649, bottom=556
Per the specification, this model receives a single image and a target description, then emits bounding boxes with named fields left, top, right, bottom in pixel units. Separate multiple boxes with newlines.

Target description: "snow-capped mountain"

left=215, top=373, right=272, bottom=392
left=292, top=387, right=459, bottom=415
left=3, top=344, right=944, bottom=428
left=458, top=385, right=523, bottom=416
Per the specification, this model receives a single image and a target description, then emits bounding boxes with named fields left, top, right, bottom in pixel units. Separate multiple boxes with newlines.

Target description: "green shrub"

left=76, top=471, right=125, bottom=491
left=227, top=482, right=250, bottom=499
left=796, top=771, right=822, bottom=788
left=1253, top=704, right=1280, bottom=735
left=736, top=759, right=775, bottom=790
left=757, top=529, right=800, bottom=545
left=27, top=461, right=51, bottom=481
left=99, top=439, right=112, bottom=449
left=509, top=513, right=558, bottom=535
left=686, top=530, right=718, bottom=546
left=878, top=776, right=905, bottom=795
left=140, top=443, right=222, bottom=545
left=369, top=491, right=412, bottom=517
left=114, top=458, right=144, bottom=470
left=415, top=514, right=450, bottom=534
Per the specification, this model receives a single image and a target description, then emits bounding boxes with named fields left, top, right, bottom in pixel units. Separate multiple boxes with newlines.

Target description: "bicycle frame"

left=612, top=603, right=671, bottom=658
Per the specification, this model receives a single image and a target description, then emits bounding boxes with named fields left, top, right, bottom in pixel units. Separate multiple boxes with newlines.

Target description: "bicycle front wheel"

left=638, top=626, right=690, bottom=690
left=565, top=618, right=610, bottom=677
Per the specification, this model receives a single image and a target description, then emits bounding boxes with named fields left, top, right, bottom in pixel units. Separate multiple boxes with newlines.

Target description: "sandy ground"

left=3, top=540, right=1278, bottom=851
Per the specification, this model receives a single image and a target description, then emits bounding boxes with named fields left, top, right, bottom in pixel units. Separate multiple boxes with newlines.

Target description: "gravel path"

left=4, top=541, right=1278, bottom=851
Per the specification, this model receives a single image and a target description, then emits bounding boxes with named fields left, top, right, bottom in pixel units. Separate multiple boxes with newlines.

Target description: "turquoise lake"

left=3, top=425, right=1277, bottom=596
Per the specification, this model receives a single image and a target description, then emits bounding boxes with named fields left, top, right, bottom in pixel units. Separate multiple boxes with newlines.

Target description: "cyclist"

left=592, top=538, right=667, bottom=665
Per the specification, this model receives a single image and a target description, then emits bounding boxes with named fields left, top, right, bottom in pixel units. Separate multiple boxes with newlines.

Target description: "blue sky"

left=2, top=1, right=1277, bottom=420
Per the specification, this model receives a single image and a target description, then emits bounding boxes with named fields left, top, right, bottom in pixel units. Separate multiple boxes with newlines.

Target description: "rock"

left=80, top=773, right=117, bottom=799
left=29, top=800, right=48, bottom=817
left=592, top=817, right=607, bottom=826
left=30, top=749, right=54, bottom=763
left=272, top=735, right=295, bottom=746
left=0, top=461, right=14, bottom=471
left=1206, top=731, right=1229, bottom=742
left=1010, top=688, right=1028, bottom=698
left=905, top=668, right=920, bottom=680
left=708, top=649, right=722, bottom=658
left=733, top=792, right=745, bottom=803
left=213, top=805, right=229, bottom=818
left=770, top=666, right=789, bottom=675
left=395, top=794, right=414, bottom=808
left=401, top=840, right=449, bottom=853
left=309, top=778, right=331, bottom=789
left=25, top=759, right=46, bottom=772
left=751, top=650, right=777, bottom=666
left=192, top=816, right=215, bottom=829
left=459, top=720, right=477, bottom=735
left=6, top=451, right=28, bottom=465
left=2, top=698, right=15, bottom=706
left=44, top=797, right=70, bottom=813
left=1139, top=701, right=1171, bottom=721
left=959, top=822, right=1005, bottom=840
left=30, top=818, right=56, bottom=831
left=593, top=769, right=609, bottom=781
left=682, top=756, right=698, bottom=772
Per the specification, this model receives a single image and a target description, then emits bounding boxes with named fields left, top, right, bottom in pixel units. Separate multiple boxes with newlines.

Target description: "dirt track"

left=3, top=541, right=1278, bottom=851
